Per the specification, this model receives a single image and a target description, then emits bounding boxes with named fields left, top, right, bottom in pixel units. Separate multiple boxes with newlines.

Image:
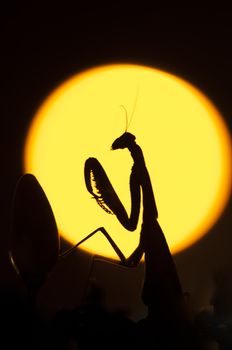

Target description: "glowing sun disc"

left=24, top=64, right=232, bottom=259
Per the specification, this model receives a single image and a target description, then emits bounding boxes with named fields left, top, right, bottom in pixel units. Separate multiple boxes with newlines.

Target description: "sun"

left=24, top=64, right=232, bottom=259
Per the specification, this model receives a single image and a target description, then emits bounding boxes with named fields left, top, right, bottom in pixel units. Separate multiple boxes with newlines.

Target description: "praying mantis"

left=82, top=130, right=184, bottom=318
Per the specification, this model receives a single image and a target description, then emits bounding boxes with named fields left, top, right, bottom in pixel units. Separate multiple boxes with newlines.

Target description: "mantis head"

left=111, top=132, right=136, bottom=150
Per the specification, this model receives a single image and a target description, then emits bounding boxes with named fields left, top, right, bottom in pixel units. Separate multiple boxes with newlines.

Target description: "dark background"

left=0, top=5, right=231, bottom=320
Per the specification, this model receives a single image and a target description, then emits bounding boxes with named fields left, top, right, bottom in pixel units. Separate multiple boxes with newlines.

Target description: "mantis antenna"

left=120, top=105, right=129, bottom=132
left=120, top=85, right=140, bottom=132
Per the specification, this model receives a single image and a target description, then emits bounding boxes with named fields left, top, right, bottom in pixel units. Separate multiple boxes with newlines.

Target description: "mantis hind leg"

left=123, top=243, right=144, bottom=267
left=59, top=227, right=127, bottom=264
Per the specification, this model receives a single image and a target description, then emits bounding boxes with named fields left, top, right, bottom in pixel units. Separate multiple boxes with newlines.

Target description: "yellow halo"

left=24, top=64, right=232, bottom=259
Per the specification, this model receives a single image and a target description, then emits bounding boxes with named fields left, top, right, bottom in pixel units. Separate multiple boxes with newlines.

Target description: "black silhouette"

left=8, top=173, right=60, bottom=308
left=84, top=132, right=195, bottom=348
left=195, top=268, right=232, bottom=350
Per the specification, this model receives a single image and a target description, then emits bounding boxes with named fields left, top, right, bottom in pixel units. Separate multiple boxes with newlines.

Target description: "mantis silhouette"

left=83, top=131, right=184, bottom=320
